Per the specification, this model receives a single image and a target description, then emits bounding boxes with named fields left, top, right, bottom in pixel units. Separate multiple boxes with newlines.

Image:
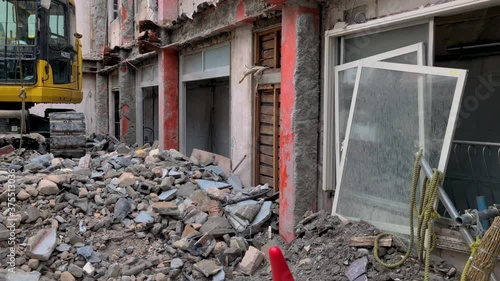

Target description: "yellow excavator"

left=0, top=0, right=85, bottom=157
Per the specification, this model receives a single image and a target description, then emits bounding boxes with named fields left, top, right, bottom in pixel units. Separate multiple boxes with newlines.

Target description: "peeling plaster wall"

left=119, top=61, right=137, bottom=144
left=230, top=25, right=253, bottom=187
left=168, top=0, right=269, bottom=45
left=75, top=0, right=92, bottom=57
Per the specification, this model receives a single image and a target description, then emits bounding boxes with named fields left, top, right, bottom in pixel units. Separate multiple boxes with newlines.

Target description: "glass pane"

left=336, top=66, right=462, bottom=233
left=183, top=52, right=202, bottom=74
left=381, top=52, right=418, bottom=64
left=338, top=67, right=357, bottom=154
left=204, top=45, right=230, bottom=70
left=344, top=24, right=428, bottom=63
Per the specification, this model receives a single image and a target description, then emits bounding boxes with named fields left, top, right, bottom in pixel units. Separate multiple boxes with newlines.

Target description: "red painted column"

left=279, top=1, right=320, bottom=243
left=160, top=49, right=179, bottom=150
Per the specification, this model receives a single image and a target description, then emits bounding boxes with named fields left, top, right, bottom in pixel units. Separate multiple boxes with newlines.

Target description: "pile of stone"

left=0, top=143, right=278, bottom=281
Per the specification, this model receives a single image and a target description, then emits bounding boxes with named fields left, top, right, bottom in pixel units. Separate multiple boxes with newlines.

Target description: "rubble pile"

left=0, top=143, right=278, bottom=280
left=242, top=211, right=459, bottom=281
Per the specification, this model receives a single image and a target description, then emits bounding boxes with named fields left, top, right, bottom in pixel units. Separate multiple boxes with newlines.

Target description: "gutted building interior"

left=185, top=77, right=230, bottom=157
left=434, top=7, right=500, bottom=213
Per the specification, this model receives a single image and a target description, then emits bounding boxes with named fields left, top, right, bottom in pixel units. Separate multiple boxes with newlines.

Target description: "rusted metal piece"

left=139, top=20, right=160, bottom=32
left=138, top=40, right=161, bottom=54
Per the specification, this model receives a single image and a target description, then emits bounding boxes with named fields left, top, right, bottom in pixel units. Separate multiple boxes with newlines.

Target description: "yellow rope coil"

left=374, top=149, right=443, bottom=281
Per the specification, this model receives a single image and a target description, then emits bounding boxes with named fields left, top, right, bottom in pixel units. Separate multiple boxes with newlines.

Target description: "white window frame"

left=333, top=43, right=425, bottom=187
left=322, top=0, right=500, bottom=192
left=332, top=60, right=467, bottom=233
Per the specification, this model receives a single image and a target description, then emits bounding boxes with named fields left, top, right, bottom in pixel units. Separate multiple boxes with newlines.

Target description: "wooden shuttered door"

left=254, top=27, right=281, bottom=69
left=254, top=84, right=280, bottom=190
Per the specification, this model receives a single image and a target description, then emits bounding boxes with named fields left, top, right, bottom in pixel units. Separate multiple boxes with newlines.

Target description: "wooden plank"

left=261, top=49, right=275, bottom=60
left=273, top=86, right=280, bottom=191
left=260, top=135, right=273, bottom=145
left=259, top=165, right=274, bottom=177
left=257, top=84, right=274, bottom=90
left=260, top=57, right=275, bottom=67
left=259, top=145, right=273, bottom=156
left=253, top=90, right=261, bottom=185
left=349, top=236, right=392, bottom=248
left=261, top=33, right=275, bottom=42
left=260, top=154, right=273, bottom=166
left=259, top=175, right=274, bottom=185
left=260, top=125, right=274, bottom=135
left=273, top=30, right=279, bottom=70
left=260, top=114, right=274, bottom=125
left=260, top=105, right=274, bottom=115
left=261, top=94, right=274, bottom=103
left=261, top=40, right=275, bottom=50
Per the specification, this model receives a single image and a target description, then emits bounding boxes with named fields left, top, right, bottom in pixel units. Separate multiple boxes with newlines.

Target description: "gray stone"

left=6, top=269, right=41, bottom=281
left=346, top=257, right=368, bottom=281
left=122, top=263, right=146, bottom=276
left=72, top=198, right=89, bottom=212
left=227, top=175, right=243, bottom=191
left=354, top=275, right=368, bottom=281
left=68, top=264, right=84, bottom=278
left=76, top=245, right=93, bottom=259
left=170, top=258, right=184, bottom=269
left=57, top=243, right=71, bottom=252
left=134, top=211, right=154, bottom=224
left=107, top=263, right=122, bottom=278
left=160, top=177, right=174, bottom=191
left=177, top=182, right=197, bottom=198
left=113, top=197, right=133, bottom=221
left=158, top=189, right=177, bottom=201
left=25, top=205, right=41, bottom=223
left=118, top=172, right=135, bottom=187
left=27, top=228, right=57, bottom=261
left=17, top=190, right=31, bottom=200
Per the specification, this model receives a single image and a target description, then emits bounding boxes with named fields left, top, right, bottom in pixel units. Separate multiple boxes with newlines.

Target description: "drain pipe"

left=419, top=156, right=498, bottom=281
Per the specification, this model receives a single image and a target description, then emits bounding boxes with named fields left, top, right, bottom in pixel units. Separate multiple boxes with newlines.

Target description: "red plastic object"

left=269, top=246, right=295, bottom=281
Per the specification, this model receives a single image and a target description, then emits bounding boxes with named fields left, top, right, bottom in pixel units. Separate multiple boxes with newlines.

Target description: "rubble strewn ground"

left=0, top=142, right=459, bottom=281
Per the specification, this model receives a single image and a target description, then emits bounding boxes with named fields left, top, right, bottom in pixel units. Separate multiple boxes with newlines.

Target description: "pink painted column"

left=279, top=0, right=320, bottom=243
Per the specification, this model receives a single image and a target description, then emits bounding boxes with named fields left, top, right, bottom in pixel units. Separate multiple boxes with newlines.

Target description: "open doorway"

left=435, top=6, right=500, bottom=213
left=185, top=77, right=230, bottom=157
left=142, top=86, right=159, bottom=145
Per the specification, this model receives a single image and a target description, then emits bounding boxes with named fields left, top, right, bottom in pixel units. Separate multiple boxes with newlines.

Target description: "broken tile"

left=196, top=179, right=232, bottom=190
left=134, top=211, right=154, bottom=224
left=158, top=189, right=177, bottom=201
left=199, top=217, right=235, bottom=237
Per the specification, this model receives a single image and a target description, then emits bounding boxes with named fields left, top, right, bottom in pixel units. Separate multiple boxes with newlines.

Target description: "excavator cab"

left=0, top=0, right=85, bottom=157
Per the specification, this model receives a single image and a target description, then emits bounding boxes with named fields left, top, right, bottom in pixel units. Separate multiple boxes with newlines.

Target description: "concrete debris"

left=0, top=145, right=459, bottom=281
left=346, top=256, right=368, bottom=281
left=0, top=145, right=280, bottom=280
left=5, top=269, right=41, bottom=281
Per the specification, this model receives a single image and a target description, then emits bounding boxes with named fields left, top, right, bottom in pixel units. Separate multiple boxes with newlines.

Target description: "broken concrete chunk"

left=193, top=259, right=222, bottom=278
left=170, top=258, right=184, bottom=269
left=346, top=256, right=368, bottom=281
left=27, top=228, right=57, bottom=261
left=199, top=217, right=234, bottom=237
left=177, top=182, right=197, bottom=198
left=169, top=149, right=187, bottom=160
left=239, top=246, right=265, bottom=275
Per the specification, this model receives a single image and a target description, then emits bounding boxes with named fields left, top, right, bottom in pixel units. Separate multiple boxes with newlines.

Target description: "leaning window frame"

left=322, top=0, right=500, bottom=192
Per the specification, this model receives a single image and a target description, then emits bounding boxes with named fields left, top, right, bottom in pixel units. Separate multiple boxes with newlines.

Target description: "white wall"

left=230, top=25, right=253, bottom=186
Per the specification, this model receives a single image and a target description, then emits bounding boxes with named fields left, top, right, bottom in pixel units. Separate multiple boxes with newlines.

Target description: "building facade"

left=85, top=0, right=500, bottom=274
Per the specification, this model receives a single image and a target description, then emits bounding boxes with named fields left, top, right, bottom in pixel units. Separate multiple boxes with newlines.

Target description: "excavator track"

left=49, top=112, right=87, bottom=158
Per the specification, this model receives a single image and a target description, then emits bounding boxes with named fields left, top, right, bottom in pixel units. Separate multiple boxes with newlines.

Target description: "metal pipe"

left=453, top=140, right=500, bottom=147
left=419, top=156, right=498, bottom=281
left=456, top=208, right=500, bottom=226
